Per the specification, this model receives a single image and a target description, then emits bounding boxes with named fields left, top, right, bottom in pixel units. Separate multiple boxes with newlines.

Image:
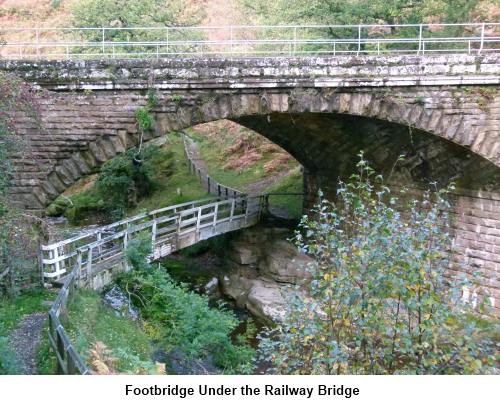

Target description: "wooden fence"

left=47, top=262, right=90, bottom=375
left=182, top=132, right=243, bottom=198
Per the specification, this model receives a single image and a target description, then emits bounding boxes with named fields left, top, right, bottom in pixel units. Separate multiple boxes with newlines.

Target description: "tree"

left=239, top=0, right=487, bottom=25
left=0, top=72, right=41, bottom=296
left=71, top=0, right=205, bottom=43
left=258, top=154, right=496, bottom=374
left=238, top=0, right=492, bottom=53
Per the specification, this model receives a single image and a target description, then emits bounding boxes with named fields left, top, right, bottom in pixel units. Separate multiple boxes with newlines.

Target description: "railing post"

left=102, top=27, right=105, bottom=55
left=35, top=28, right=40, bottom=58
left=97, top=232, right=102, bottom=255
left=151, top=217, right=157, bottom=255
left=230, top=25, right=233, bottom=56
left=176, top=212, right=182, bottom=236
left=123, top=226, right=129, bottom=250
left=76, top=250, right=82, bottom=282
left=213, top=203, right=218, bottom=231
left=123, top=225, right=129, bottom=271
left=196, top=207, right=202, bottom=231
left=417, top=23, right=423, bottom=55
left=357, top=24, right=361, bottom=56
left=229, top=199, right=235, bottom=223
left=52, top=247, right=61, bottom=277
left=86, top=247, right=93, bottom=283
left=478, top=22, right=485, bottom=55
left=293, top=26, right=297, bottom=55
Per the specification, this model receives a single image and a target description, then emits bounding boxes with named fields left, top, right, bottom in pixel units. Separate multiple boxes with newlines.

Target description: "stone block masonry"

left=1, top=53, right=499, bottom=313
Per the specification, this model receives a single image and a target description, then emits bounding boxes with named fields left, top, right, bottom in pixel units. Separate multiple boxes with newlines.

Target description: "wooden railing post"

left=213, top=202, right=219, bottom=230
left=97, top=232, right=102, bottom=255
left=151, top=216, right=157, bottom=255
left=86, top=247, right=93, bottom=283
left=229, top=199, right=235, bottom=223
left=196, top=207, right=202, bottom=231
left=76, top=250, right=82, bottom=282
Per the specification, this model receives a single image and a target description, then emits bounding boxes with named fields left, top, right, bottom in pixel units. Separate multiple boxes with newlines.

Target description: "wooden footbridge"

left=41, top=135, right=296, bottom=374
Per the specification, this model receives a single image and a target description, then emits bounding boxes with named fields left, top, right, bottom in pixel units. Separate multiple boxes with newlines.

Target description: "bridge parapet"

left=1, top=54, right=499, bottom=91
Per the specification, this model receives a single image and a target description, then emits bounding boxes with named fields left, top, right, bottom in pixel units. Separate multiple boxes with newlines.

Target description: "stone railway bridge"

left=1, top=54, right=499, bottom=311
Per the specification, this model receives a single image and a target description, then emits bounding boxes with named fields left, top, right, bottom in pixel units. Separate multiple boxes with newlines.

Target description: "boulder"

left=227, top=241, right=260, bottom=265
left=202, top=277, right=220, bottom=297
left=246, top=281, right=287, bottom=323
left=259, top=239, right=314, bottom=283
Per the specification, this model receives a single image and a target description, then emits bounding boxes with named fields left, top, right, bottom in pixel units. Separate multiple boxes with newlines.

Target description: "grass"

left=0, top=288, right=57, bottom=374
left=188, top=127, right=266, bottom=190
left=187, top=123, right=300, bottom=191
left=65, top=289, right=155, bottom=374
left=47, top=133, right=210, bottom=221
left=263, top=166, right=303, bottom=218
left=130, top=134, right=210, bottom=215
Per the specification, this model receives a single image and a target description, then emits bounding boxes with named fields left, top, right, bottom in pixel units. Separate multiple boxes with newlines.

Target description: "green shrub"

left=258, top=153, right=496, bottom=375
left=116, top=237, right=255, bottom=374
left=94, top=145, right=161, bottom=217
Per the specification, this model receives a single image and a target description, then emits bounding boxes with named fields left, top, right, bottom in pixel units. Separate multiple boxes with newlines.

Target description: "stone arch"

left=31, top=87, right=499, bottom=210
left=11, top=86, right=500, bottom=313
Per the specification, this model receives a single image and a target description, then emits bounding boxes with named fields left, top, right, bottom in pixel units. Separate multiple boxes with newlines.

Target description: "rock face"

left=219, top=226, right=315, bottom=324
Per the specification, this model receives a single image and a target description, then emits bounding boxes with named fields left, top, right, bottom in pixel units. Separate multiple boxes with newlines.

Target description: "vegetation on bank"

left=115, top=238, right=255, bottom=374
left=46, top=134, right=209, bottom=224
left=65, top=289, right=156, bottom=374
left=188, top=122, right=300, bottom=191
left=46, top=122, right=303, bottom=224
left=258, top=154, right=498, bottom=374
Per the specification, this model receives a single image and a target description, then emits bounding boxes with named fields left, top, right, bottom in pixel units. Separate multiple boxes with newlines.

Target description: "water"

left=103, top=286, right=139, bottom=320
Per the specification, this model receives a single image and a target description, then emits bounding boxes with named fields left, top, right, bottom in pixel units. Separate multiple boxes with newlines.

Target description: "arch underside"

left=236, top=112, right=500, bottom=194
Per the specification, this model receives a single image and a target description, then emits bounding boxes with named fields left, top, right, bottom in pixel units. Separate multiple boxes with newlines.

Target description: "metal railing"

left=1, top=23, right=499, bottom=59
